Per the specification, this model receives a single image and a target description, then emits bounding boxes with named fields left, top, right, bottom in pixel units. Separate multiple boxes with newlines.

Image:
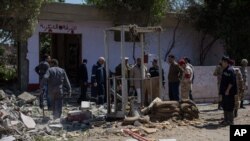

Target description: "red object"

left=123, top=129, right=149, bottom=141
left=184, top=73, right=191, bottom=79
left=27, top=84, right=40, bottom=91
left=178, top=59, right=186, bottom=65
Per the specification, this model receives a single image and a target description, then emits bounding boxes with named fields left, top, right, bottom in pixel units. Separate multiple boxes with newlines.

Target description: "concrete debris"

left=67, top=110, right=92, bottom=122
left=20, top=112, right=36, bottom=129
left=0, top=136, right=16, bottom=141
left=140, top=127, right=157, bottom=134
left=0, top=90, right=6, bottom=100
left=17, top=92, right=36, bottom=103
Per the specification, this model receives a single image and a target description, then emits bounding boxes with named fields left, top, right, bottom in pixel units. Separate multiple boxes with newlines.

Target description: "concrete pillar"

left=18, top=41, right=29, bottom=92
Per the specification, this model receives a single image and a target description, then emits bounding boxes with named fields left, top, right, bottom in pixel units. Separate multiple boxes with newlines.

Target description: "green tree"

left=86, top=0, right=168, bottom=26
left=0, top=0, right=44, bottom=43
left=187, top=0, right=250, bottom=65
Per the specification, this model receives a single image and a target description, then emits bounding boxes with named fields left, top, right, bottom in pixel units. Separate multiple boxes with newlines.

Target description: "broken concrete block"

left=0, top=109, right=9, bottom=120
left=140, top=127, right=157, bottom=134
left=20, top=112, right=36, bottom=129
left=49, top=123, right=63, bottom=131
left=0, top=90, right=6, bottom=100
left=133, top=121, right=142, bottom=127
left=81, top=101, right=91, bottom=109
left=0, top=136, right=16, bottom=141
left=18, top=92, right=36, bottom=103
left=67, top=110, right=92, bottom=122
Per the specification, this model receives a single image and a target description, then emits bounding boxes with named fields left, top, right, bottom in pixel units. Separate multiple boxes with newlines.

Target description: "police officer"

left=91, top=57, right=106, bottom=105
left=35, top=54, right=51, bottom=110
left=219, top=56, right=237, bottom=125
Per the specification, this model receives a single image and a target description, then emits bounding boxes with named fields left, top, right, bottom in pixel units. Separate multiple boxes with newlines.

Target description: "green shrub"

left=0, top=65, right=17, bottom=82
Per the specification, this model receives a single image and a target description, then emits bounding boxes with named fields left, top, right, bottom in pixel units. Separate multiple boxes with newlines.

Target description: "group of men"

left=79, top=55, right=194, bottom=106
left=78, top=56, right=165, bottom=106
left=35, top=53, right=248, bottom=124
left=35, top=54, right=71, bottom=120
left=213, top=57, right=248, bottom=125
left=167, top=55, right=194, bottom=101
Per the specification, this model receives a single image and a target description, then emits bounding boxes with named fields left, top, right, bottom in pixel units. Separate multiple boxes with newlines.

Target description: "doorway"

left=39, top=33, right=82, bottom=85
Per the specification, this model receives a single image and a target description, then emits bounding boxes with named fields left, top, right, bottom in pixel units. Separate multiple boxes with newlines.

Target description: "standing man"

left=184, top=57, right=194, bottom=100
left=178, top=59, right=193, bottom=100
left=240, top=59, right=248, bottom=108
left=130, top=58, right=148, bottom=105
left=35, top=54, right=51, bottom=110
left=219, top=56, right=237, bottom=125
left=115, top=57, right=132, bottom=95
left=91, top=57, right=106, bottom=105
left=41, top=59, right=71, bottom=120
left=168, top=55, right=181, bottom=101
left=213, top=60, right=223, bottom=109
left=78, top=59, right=88, bottom=104
left=228, top=60, right=244, bottom=117
left=149, top=59, right=165, bottom=100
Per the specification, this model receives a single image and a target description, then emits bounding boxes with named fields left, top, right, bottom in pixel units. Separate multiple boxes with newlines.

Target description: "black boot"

left=234, top=109, right=238, bottom=118
left=228, top=111, right=234, bottom=125
left=240, top=100, right=245, bottom=109
left=218, top=102, right=222, bottom=110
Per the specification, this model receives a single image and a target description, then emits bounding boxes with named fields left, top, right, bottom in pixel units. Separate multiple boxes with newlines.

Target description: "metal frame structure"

left=104, top=25, right=163, bottom=118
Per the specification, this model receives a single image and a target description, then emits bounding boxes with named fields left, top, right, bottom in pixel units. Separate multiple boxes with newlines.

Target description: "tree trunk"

left=17, top=41, right=29, bottom=92
left=164, top=19, right=180, bottom=61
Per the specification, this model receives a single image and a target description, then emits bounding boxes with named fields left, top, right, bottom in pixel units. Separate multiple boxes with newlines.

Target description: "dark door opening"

left=39, top=33, right=82, bottom=85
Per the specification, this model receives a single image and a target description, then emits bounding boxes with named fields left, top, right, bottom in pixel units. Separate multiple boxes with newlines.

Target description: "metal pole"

left=157, top=31, right=163, bottom=99
left=104, top=30, right=111, bottom=114
left=140, top=33, right=144, bottom=106
left=121, top=26, right=127, bottom=115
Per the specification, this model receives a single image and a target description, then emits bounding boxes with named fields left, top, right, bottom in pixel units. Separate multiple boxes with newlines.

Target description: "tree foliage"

left=0, top=0, right=44, bottom=43
left=187, top=0, right=250, bottom=65
left=86, top=0, right=168, bottom=25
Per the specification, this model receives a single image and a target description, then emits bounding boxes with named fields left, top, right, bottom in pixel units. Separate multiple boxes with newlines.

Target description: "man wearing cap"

left=130, top=58, right=148, bottom=105
left=219, top=56, right=237, bottom=125
left=168, top=55, right=181, bottom=101
left=178, top=59, right=193, bottom=100
left=115, top=57, right=132, bottom=93
left=91, top=57, right=106, bottom=105
left=239, top=59, right=248, bottom=108
left=78, top=59, right=88, bottom=104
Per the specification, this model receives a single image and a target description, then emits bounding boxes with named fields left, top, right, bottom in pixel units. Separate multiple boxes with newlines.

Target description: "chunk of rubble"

left=67, top=110, right=92, bottom=122
left=0, top=90, right=6, bottom=100
left=20, top=112, right=36, bottom=129
left=0, top=136, right=16, bottom=141
left=18, top=92, right=36, bottom=103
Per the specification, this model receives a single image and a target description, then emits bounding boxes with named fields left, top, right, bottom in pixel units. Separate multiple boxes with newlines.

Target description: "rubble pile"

left=0, top=89, right=40, bottom=140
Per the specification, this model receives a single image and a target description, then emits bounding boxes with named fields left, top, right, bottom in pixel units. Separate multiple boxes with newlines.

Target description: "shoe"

left=240, top=106, right=246, bottom=109
left=219, top=120, right=229, bottom=126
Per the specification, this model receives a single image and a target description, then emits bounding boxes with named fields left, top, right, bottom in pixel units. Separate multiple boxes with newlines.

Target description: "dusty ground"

left=77, top=104, right=250, bottom=141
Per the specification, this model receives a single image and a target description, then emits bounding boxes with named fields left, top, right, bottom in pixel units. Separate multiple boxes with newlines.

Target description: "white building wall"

left=27, top=20, right=225, bottom=85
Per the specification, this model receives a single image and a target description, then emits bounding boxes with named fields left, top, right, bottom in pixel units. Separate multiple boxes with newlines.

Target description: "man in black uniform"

left=91, top=57, right=106, bottom=105
left=219, top=56, right=237, bottom=125
left=78, top=59, right=88, bottom=104
left=35, top=54, right=51, bottom=110
left=149, top=59, right=165, bottom=86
